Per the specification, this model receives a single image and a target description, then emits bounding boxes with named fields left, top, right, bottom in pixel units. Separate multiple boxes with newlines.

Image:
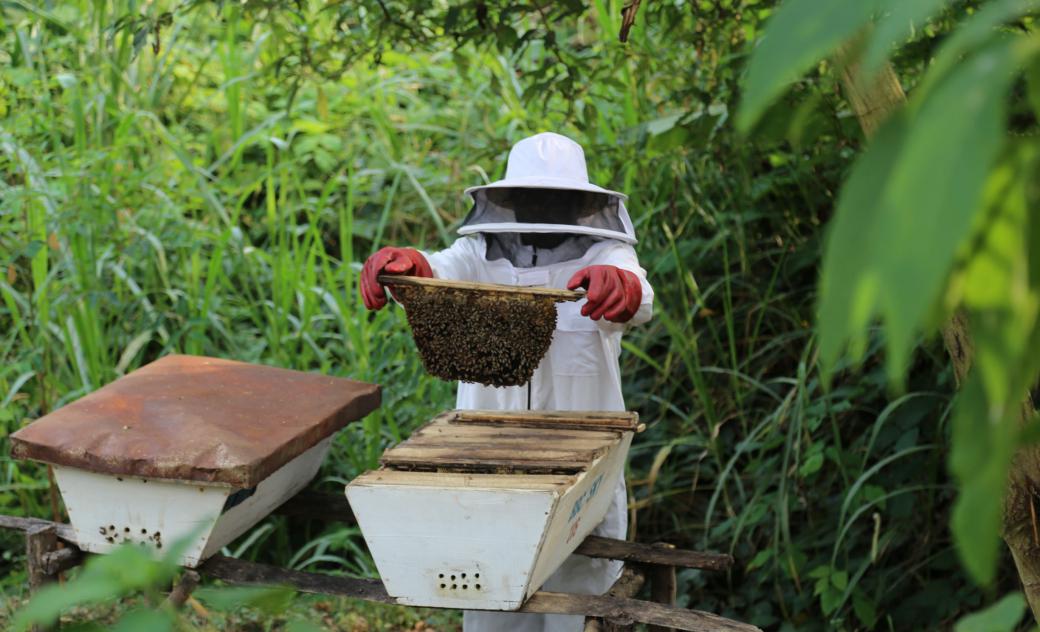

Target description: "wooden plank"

left=414, top=422, right=621, bottom=446
left=379, top=274, right=584, bottom=301
left=576, top=537, right=732, bottom=571
left=585, top=566, right=648, bottom=631
left=166, top=570, right=201, bottom=609
left=525, top=592, right=761, bottom=632
left=0, top=514, right=76, bottom=541
left=393, top=438, right=611, bottom=460
left=453, top=410, right=641, bottom=433
left=381, top=454, right=588, bottom=474
left=201, top=554, right=393, bottom=602
left=383, top=445, right=598, bottom=471
left=200, top=555, right=760, bottom=632
left=352, top=469, right=576, bottom=490
left=648, top=543, right=678, bottom=632
left=41, top=547, right=83, bottom=576
left=26, top=524, right=57, bottom=593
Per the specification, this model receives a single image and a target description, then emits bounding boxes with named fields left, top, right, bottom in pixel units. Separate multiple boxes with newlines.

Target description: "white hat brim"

left=464, top=175, right=628, bottom=201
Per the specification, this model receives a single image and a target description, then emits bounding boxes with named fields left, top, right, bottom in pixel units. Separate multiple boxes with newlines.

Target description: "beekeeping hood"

left=459, top=133, right=637, bottom=245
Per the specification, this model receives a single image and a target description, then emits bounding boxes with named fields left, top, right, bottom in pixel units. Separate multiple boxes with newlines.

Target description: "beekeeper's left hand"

left=567, top=265, right=642, bottom=323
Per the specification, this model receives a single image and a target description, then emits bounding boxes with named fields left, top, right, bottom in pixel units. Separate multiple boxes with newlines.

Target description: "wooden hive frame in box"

left=379, top=275, right=584, bottom=387
left=346, top=409, right=643, bottom=611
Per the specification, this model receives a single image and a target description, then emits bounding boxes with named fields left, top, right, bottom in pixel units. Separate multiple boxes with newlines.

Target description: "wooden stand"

left=1, top=490, right=758, bottom=632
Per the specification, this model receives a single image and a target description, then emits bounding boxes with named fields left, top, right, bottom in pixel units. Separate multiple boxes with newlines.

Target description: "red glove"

left=567, top=265, right=643, bottom=323
left=360, top=247, right=433, bottom=310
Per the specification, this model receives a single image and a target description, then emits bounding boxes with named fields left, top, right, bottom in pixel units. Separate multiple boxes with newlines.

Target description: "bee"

left=396, top=286, right=558, bottom=387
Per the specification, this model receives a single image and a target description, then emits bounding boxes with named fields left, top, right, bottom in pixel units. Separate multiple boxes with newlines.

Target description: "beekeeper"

left=360, top=132, right=653, bottom=632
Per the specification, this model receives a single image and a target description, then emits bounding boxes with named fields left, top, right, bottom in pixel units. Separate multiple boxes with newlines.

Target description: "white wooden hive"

left=346, top=409, right=640, bottom=610
left=10, top=355, right=381, bottom=567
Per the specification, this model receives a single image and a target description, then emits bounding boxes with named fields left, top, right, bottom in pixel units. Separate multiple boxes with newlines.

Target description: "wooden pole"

left=26, top=524, right=58, bottom=632
left=648, top=543, right=678, bottom=632
left=166, top=570, right=201, bottom=609
left=26, top=524, right=57, bottom=593
left=836, top=51, right=1040, bottom=622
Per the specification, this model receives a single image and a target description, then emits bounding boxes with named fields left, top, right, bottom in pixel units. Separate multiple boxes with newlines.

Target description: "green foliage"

left=955, top=592, right=1028, bottom=632
left=0, top=0, right=1030, bottom=630
left=13, top=542, right=182, bottom=631
left=739, top=0, right=1040, bottom=591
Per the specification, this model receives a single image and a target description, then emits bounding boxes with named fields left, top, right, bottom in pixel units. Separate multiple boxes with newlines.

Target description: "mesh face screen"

left=462, top=188, right=627, bottom=234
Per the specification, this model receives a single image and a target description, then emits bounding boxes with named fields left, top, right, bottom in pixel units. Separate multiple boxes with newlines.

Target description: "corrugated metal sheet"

left=10, top=355, right=381, bottom=487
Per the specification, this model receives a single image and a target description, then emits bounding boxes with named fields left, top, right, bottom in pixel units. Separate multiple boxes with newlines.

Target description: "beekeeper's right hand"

left=360, top=247, right=433, bottom=310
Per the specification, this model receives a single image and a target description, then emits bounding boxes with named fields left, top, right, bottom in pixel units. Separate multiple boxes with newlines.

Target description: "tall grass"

left=0, top=1, right=1017, bottom=629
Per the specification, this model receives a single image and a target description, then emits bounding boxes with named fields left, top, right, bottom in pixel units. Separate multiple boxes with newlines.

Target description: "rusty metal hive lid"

left=9, top=355, right=381, bottom=487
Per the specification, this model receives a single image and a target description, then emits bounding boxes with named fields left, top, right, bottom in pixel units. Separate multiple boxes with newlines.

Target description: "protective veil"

left=423, top=133, right=654, bottom=632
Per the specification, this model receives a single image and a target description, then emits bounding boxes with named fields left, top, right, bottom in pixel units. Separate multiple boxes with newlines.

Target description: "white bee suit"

left=425, top=235, right=652, bottom=632
left=421, top=132, right=654, bottom=632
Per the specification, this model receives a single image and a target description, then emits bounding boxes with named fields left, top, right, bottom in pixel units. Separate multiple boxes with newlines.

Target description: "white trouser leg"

left=463, top=478, right=627, bottom=632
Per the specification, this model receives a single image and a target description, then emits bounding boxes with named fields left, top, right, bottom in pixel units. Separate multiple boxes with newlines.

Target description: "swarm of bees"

left=392, top=284, right=560, bottom=387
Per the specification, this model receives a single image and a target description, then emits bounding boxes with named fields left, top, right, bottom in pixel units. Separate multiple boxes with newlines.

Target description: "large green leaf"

left=954, top=592, right=1027, bottom=632
left=817, top=115, right=906, bottom=367
left=818, top=38, right=1026, bottom=380
left=736, top=0, right=877, bottom=131
left=949, top=373, right=1017, bottom=585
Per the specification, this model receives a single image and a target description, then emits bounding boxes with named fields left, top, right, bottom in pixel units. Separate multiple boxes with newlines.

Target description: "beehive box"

left=380, top=275, right=583, bottom=387
left=346, top=409, right=641, bottom=610
left=9, top=355, right=381, bottom=567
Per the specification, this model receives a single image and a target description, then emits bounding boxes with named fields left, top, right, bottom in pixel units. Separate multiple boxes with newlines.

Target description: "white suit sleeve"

left=588, top=242, right=654, bottom=329
left=422, top=236, right=484, bottom=281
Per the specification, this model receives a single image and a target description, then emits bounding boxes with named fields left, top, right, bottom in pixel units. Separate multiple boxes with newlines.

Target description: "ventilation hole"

left=451, top=584, right=457, bottom=589
left=474, top=573, right=480, bottom=578
left=461, top=573, right=467, bottom=578
left=156, top=542, right=162, bottom=549
left=450, top=575, right=455, bottom=580
left=124, top=527, right=130, bottom=533
left=440, top=584, right=446, bottom=589
left=141, top=528, right=147, bottom=534
left=463, top=585, right=468, bottom=590
left=438, top=573, right=444, bottom=578
left=476, top=584, right=481, bottom=590
left=108, top=525, right=115, bottom=530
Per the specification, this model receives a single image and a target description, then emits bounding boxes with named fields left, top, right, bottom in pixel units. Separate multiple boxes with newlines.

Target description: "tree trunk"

left=837, top=55, right=1040, bottom=621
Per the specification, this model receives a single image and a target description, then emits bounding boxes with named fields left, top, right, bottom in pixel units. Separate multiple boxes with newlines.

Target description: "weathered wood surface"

left=353, top=470, right=575, bottom=490
left=201, top=555, right=757, bottom=632
left=41, top=546, right=82, bottom=576
left=166, top=570, right=201, bottom=608
left=648, top=543, right=679, bottom=632
left=26, top=524, right=57, bottom=593
left=381, top=410, right=633, bottom=474
left=455, top=409, right=641, bottom=432
left=585, top=566, right=647, bottom=631
left=200, top=554, right=394, bottom=602
left=0, top=514, right=76, bottom=541
left=576, top=536, right=732, bottom=571
left=524, top=591, right=761, bottom=632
